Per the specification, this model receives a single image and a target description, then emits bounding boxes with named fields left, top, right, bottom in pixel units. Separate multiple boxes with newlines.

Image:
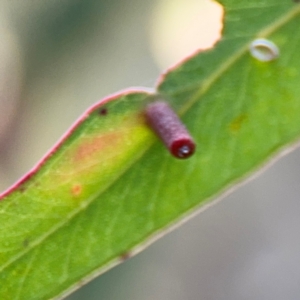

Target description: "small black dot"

left=99, top=108, right=108, bottom=115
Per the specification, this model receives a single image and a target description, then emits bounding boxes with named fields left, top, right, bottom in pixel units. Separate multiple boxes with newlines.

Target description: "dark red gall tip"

left=170, top=138, right=196, bottom=159
left=145, top=101, right=196, bottom=159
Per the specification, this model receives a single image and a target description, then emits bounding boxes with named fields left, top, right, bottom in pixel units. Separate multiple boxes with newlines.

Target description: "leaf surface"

left=1, top=1, right=300, bottom=299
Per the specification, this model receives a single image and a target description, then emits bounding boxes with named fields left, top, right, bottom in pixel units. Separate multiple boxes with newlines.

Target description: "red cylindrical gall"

left=145, top=101, right=196, bottom=159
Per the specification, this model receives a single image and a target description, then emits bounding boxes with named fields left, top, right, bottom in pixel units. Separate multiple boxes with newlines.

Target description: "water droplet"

left=249, top=38, right=279, bottom=62
left=178, top=145, right=192, bottom=158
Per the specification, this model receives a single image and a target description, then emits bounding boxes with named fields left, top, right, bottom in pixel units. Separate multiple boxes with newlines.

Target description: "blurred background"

left=0, top=0, right=300, bottom=299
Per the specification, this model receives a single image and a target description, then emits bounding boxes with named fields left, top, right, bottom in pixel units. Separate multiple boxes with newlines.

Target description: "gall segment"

left=145, top=101, right=196, bottom=159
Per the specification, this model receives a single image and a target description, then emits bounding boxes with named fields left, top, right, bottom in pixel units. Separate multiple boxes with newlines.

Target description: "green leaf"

left=1, top=0, right=300, bottom=299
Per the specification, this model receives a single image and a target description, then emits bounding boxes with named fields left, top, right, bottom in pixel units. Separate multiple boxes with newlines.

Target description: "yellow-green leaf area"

left=0, top=91, right=153, bottom=279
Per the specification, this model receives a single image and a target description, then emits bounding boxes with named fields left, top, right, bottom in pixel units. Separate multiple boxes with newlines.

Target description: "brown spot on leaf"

left=18, top=180, right=40, bottom=193
left=18, top=185, right=26, bottom=193
left=120, top=251, right=131, bottom=262
left=72, top=184, right=82, bottom=196
left=229, top=114, right=247, bottom=133
left=23, top=239, right=29, bottom=247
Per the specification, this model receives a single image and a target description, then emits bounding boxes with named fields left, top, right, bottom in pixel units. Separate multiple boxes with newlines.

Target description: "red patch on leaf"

left=74, top=133, right=121, bottom=162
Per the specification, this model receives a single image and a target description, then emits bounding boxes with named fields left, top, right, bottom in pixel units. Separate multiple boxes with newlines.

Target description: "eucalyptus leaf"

left=0, top=1, right=300, bottom=299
